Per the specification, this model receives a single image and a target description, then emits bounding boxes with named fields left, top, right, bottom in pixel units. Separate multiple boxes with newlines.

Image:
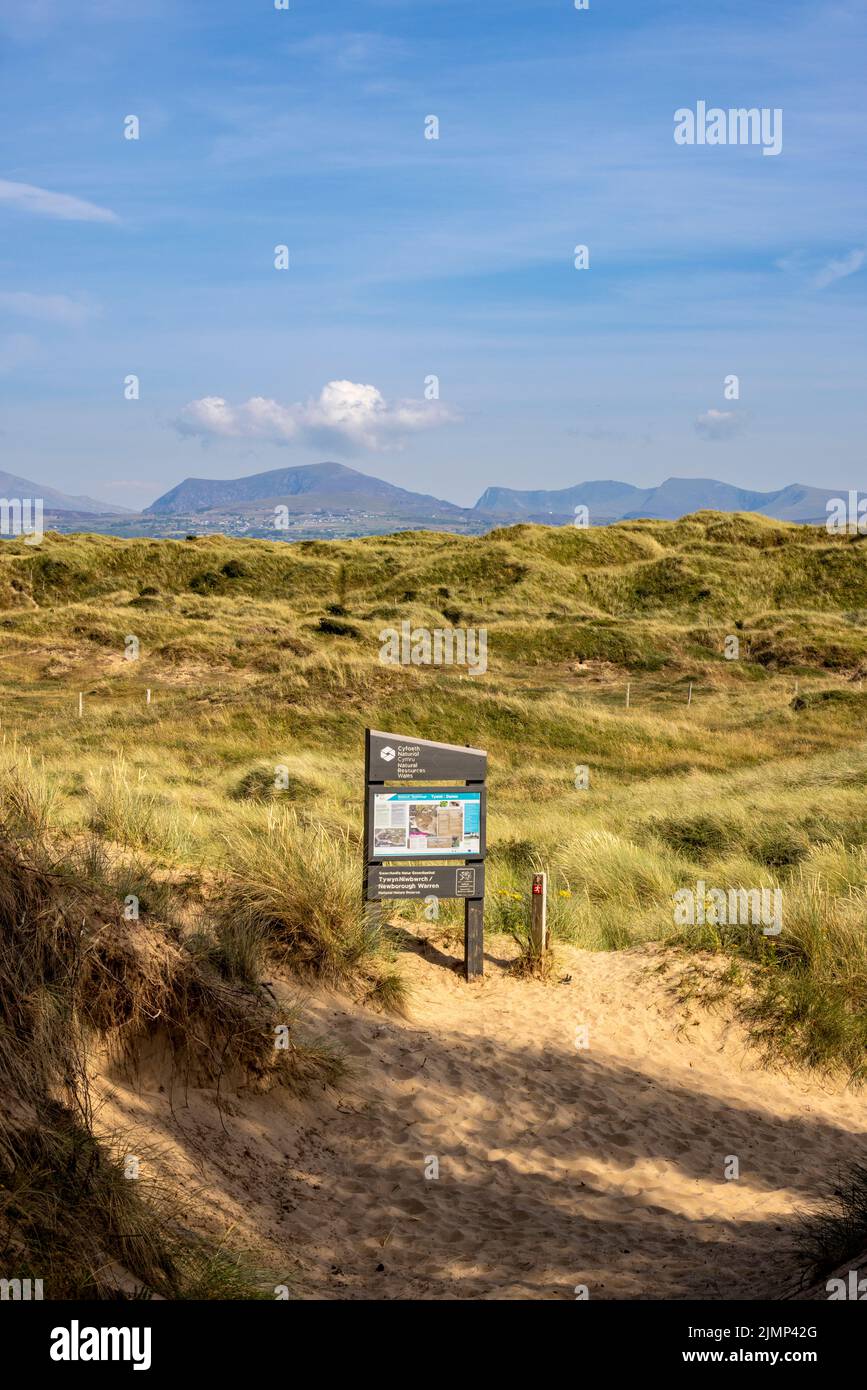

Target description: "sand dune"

left=93, top=933, right=867, bottom=1300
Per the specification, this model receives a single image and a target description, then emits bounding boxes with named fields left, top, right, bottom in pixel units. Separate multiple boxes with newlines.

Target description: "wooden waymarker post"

left=77, top=692, right=83, bottom=718
left=625, top=682, right=631, bottom=708
left=146, top=688, right=151, bottom=705
left=530, top=872, right=548, bottom=955
left=687, top=682, right=693, bottom=706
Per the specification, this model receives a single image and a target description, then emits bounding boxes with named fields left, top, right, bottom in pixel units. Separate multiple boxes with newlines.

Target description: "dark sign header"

left=366, top=729, right=487, bottom=782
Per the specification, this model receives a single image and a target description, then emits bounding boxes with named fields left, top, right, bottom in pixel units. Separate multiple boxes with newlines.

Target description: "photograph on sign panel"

left=373, top=791, right=481, bottom=856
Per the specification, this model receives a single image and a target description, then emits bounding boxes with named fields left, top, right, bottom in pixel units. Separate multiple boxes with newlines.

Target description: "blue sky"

left=0, top=0, right=864, bottom=508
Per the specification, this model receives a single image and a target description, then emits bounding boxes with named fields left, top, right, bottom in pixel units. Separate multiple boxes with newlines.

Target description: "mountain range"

left=0, top=470, right=128, bottom=516
left=476, top=476, right=842, bottom=525
left=143, top=463, right=846, bottom=526
left=0, top=462, right=854, bottom=534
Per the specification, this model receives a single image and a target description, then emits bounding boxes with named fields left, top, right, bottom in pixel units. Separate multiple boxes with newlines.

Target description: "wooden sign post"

left=464, top=896, right=484, bottom=979
left=530, top=871, right=548, bottom=956
left=363, top=729, right=487, bottom=982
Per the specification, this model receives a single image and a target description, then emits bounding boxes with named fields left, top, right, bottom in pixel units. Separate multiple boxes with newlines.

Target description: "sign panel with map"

left=368, top=787, right=485, bottom=859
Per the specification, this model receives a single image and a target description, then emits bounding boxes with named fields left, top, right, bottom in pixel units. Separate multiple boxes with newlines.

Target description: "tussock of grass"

left=170, top=1234, right=287, bottom=1301
left=0, top=838, right=177, bottom=1297
left=558, top=829, right=681, bottom=907
left=86, top=756, right=198, bottom=860
left=800, top=837, right=867, bottom=894
left=365, top=968, right=410, bottom=1015
left=1, top=1115, right=181, bottom=1300
left=216, top=809, right=407, bottom=1008
left=0, top=739, right=55, bottom=840
left=0, top=831, right=339, bottom=1298
left=230, top=764, right=320, bottom=803
left=798, top=1164, right=867, bottom=1282
left=507, top=926, right=557, bottom=980
left=675, top=872, right=867, bottom=1079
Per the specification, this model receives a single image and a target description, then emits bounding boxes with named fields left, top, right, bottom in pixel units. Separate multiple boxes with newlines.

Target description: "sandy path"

left=95, top=933, right=867, bottom=1300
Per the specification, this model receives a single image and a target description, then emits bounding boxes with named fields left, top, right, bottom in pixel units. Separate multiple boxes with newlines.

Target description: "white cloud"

left=694, top=409, right=742, bottom=442
left=0, top=291, right=94, bottom=323
left=0, top=179, right=118, bottom=223
left=178, top=394, right=296, bottom=442
left=814, top=248, right=865, bottom=290
left=175, top=380, right=458, bottom=452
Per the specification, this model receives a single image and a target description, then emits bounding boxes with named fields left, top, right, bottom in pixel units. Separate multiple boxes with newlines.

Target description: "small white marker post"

left=78, top=692, right=83, bottom=718
left=146, top=688, right=151, bottom=705
left=687, top=682, right=693, bottom=706
left=625, top=682, right=631, bottom=708
left=530, top=871, right=548, bottom=957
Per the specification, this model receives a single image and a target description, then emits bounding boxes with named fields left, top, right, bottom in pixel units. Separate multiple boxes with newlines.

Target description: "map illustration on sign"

left=371, top=789, right=482, bottom=857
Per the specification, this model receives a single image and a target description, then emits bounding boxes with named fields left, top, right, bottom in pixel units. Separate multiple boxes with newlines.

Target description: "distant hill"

left=0, top=470, right=127, bottom=516
left=474, top=477, right=845, bottom=526
left=146, top=461, right=471, bottom=520
left=475, top=480, right=643, bottom=524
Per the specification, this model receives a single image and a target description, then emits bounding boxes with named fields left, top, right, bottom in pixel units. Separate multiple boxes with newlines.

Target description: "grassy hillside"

left=1, top=512, right=865, bottom=1005
left=1, top=512, right=866, bottom=1294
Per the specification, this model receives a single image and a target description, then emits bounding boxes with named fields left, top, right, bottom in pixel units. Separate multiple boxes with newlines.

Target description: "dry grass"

left=214, top=808, right=407, bottom=1010
left=797, top=1164, right=867, bottom=1283
left=0, top=802, right=339, bottom=1297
